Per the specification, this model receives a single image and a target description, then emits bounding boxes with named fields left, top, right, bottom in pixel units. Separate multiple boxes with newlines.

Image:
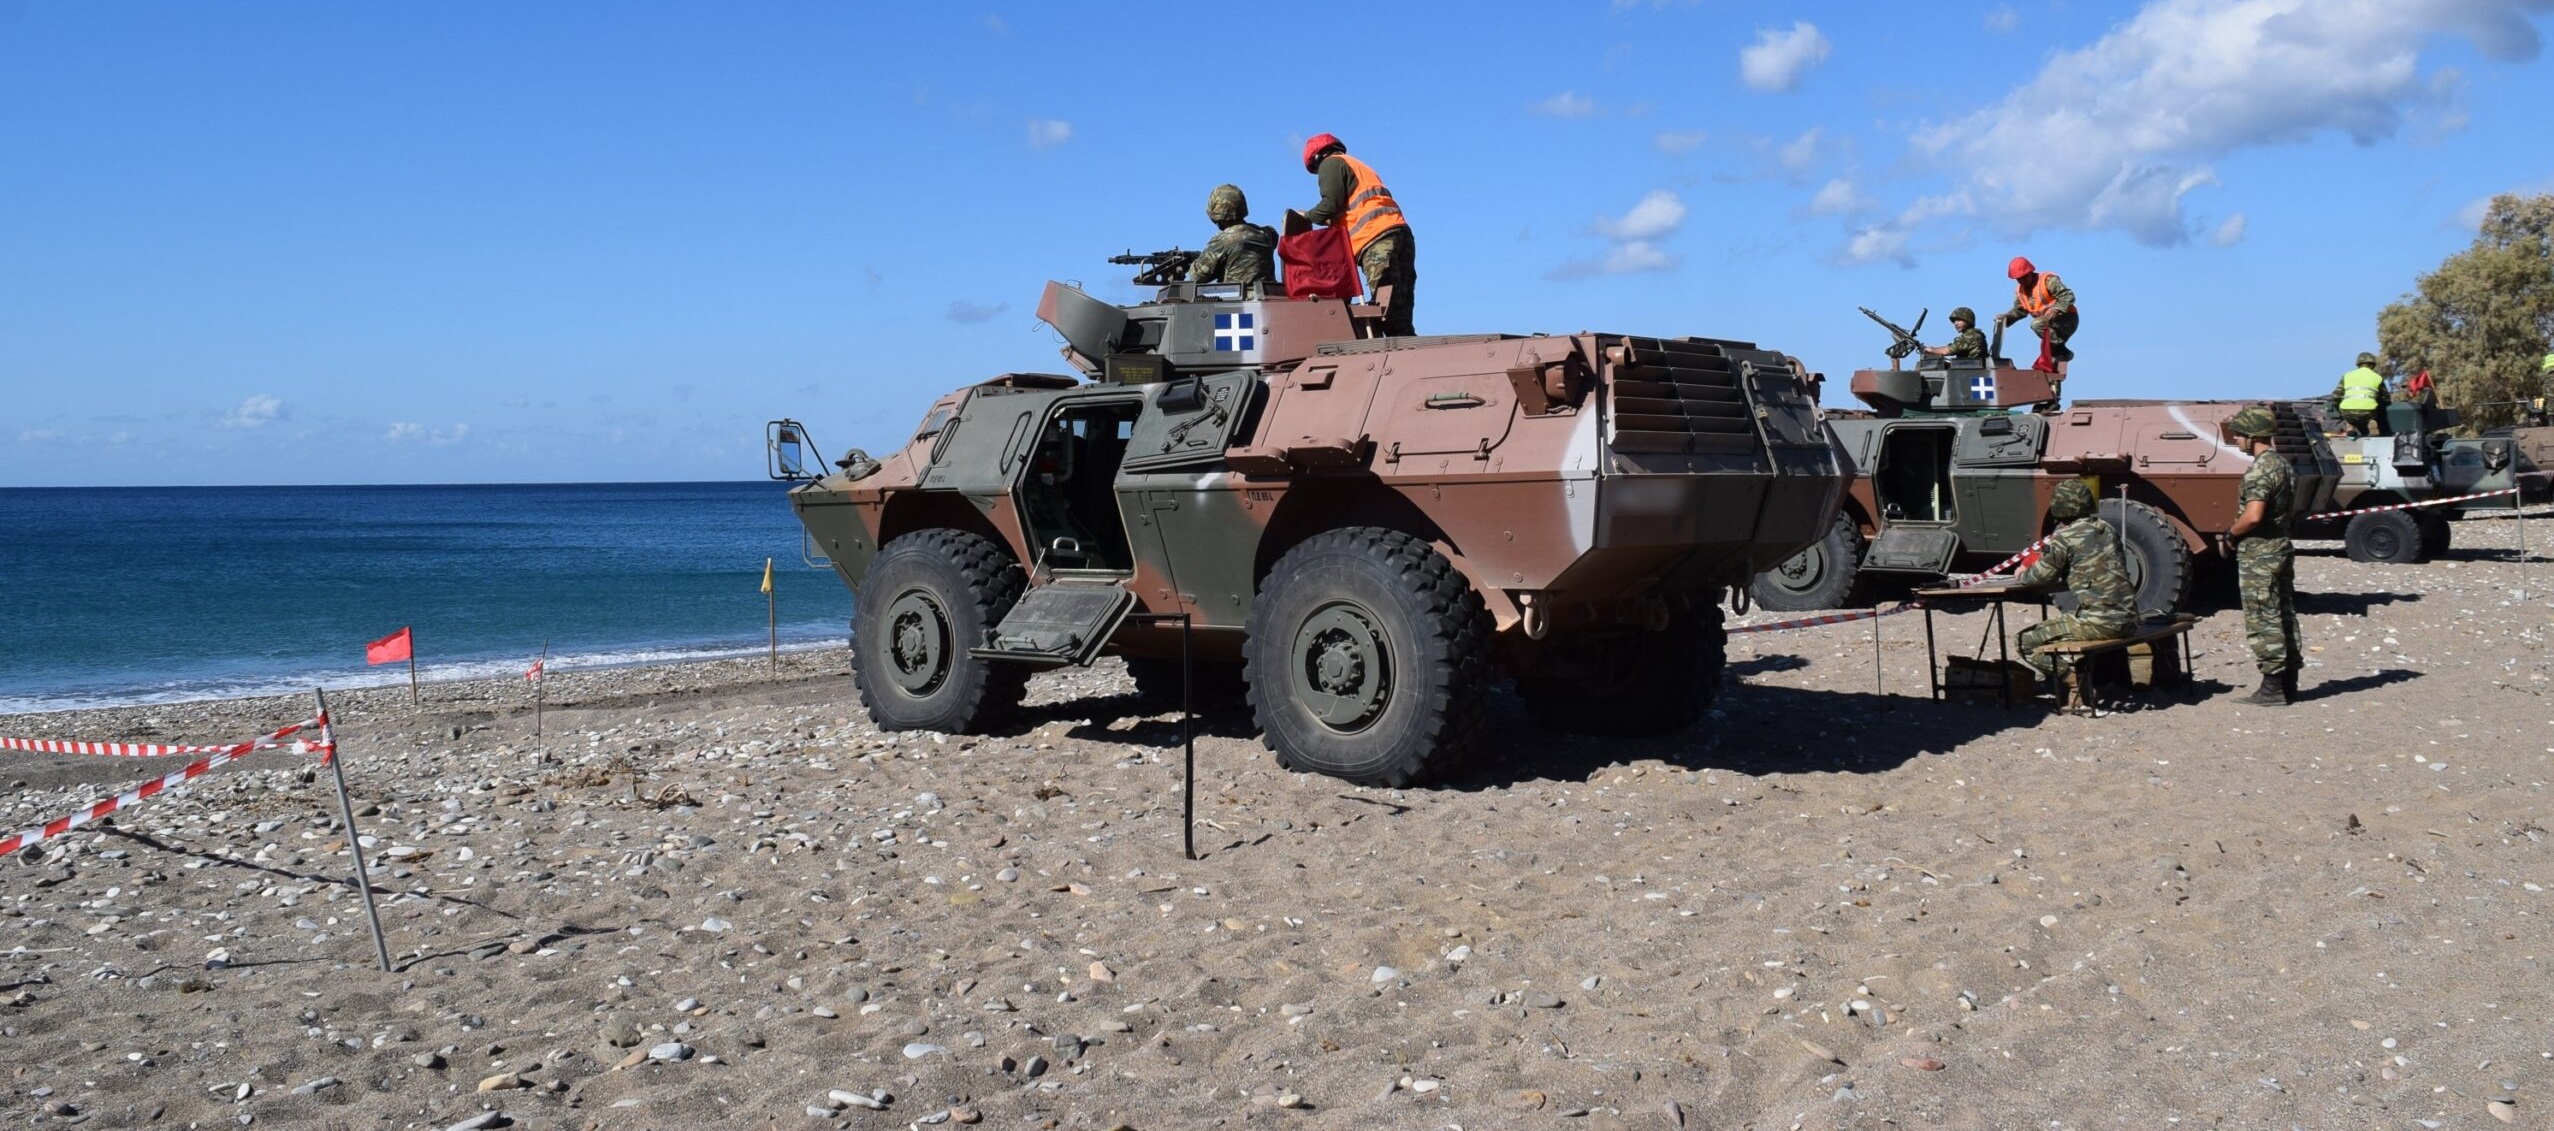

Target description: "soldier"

left=2332, top=352, right=2388, bottom=437
left=1924, top=307, right=1988, bottom=361
left=2011, top=479, right=2137, bottom=686
left=1299, top=133, right=1416, bottom=337
left=1992, top=257, right=2078, bottom=393
left=2223, top=406, right=2301, bottom=706
left=1191, top=184, right=1278, bottom=291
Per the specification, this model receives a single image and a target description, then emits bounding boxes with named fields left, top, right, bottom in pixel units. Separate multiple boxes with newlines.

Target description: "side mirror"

left=768, top=419, right=818, bottom=481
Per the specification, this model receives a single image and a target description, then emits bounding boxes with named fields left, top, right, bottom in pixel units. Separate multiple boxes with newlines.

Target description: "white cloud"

left=1592, top=189, right=1688, bottom=240
left=1653, top=129, right=1708, bottom=154
left=1778, top=126, right=1824, bottom=174
left=1843, top=226, right=1913, bottom=268
left=1555, top=190, right=1687, bottom=279
left=17, top=429, right=60, bottom=443
left=1532, top=91, right=1599, bottom=119
left=1808, top=177, right=1875, bottom=216
left=1027, top=118, right=1072, bottom=148
left=1739, top=21, right=1832, bottom=93
left=1985, top=6, right=2019, bottom=32
left=1898, top=0, right=2551, bottom=249
left=221, top=394, right=283, bottom=428
left=2457, top=177, right=2554, bottom=227
left=384, top=422, right=424, bottom=442
left=431, top=423, right=469, bottom=446
left=2209, top=212, right=2249, bottom=246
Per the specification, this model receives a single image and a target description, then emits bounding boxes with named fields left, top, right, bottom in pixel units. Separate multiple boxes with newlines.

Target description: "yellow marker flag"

left=760, top=557, right=773, bottom=594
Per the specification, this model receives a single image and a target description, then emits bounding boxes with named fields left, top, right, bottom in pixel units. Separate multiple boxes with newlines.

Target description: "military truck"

left=1750, top=311, right=2338, bottom=615
left=2287, top=400, right=2458, bottom=563
left=770, top=257, right=1845, bottom=787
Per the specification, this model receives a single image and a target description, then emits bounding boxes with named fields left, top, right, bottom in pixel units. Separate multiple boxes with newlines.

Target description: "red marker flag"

left=365, top=627, right=414, bottom=666
left=525, top=657, right=544, bottom=681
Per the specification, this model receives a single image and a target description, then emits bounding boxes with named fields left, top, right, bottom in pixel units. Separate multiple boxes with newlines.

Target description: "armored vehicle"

left=1750, top=311, right=2338, bottom=615
left=771, top=257, right=1845, bottom=787
left=2287, top=400, right=2459, bottom=563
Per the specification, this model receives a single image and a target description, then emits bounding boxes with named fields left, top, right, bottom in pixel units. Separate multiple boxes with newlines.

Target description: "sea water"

left=0, top=482, right=855, bottom=712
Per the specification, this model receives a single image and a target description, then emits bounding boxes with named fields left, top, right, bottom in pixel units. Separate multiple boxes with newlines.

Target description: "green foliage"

left=2376, top=193, right=2554, bottom=427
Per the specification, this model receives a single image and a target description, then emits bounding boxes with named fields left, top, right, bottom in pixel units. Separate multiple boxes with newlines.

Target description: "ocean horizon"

left=0, top=481, right=856, bottom=714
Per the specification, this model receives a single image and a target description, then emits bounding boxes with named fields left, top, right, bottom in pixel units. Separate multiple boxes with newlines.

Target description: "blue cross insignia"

left=1969, top=373, right=1997, bottom=401
left=1212, top=311, right=1256, bottom=352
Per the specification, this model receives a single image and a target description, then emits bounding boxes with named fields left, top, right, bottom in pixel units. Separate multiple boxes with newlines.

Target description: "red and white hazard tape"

left=1730, top=531, right=2059, bottom=637
left=0, top=716, right=335, bottom=857
left=2305, top=486, right=2518, bottom=522
left=0, top=716, right=328, bottom=759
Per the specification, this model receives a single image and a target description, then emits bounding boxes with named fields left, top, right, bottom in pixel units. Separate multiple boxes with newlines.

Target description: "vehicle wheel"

left=2344, top=510, right=2426, bottom=564
left=1749, top=515, right=1864, bottom=612
left=851, top=529, right=1031, bottom=733
left=1517, top=606, right=1726, bottom=736
left=2098, top=499, right=2193, bottom=616
left=1124, top=657, right=1248, bottom=704
left=2415, top=510, right=2452, bottom=556
left=1243, top=528, right=1491, bottom=788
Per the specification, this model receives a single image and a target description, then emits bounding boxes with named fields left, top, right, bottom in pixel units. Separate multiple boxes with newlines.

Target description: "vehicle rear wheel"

left=1749, top=515, right=1864, bottom=612
left=1243, top=528, right=1490, bottom=788
left=1518, top=606, right=1726, bottom=736
left=2344, top=510, right=2426, bottom=564
left=852, top=529, right=1030, bottom=733
left=2098, top=499, right=2193, bottom=616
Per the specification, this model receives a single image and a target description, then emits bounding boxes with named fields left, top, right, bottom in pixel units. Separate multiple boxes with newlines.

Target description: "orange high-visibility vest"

left=1332, top=154, right=1407, bottom=256
left=2015, top=273, right=2063, bottom=316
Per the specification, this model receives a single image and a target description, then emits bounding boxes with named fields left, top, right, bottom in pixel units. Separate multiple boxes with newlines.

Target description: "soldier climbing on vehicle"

left=2332, top=351, right=2389, bottom=437
left=1994, top=257, right=2077, bottom=398
left=1299, top=133, right=1416, bottom=337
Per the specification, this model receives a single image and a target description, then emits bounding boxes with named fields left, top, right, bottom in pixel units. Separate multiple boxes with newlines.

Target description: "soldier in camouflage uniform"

left=1191, top=184, right=1278, bottom=290
left=1301, top=135, right=1417, bottom=337
left=2224, top=405, right=2301, bottom=705
left=2011, top=478, right=2137, bottom=681
left=1925, top=306, right=1988, bottom=361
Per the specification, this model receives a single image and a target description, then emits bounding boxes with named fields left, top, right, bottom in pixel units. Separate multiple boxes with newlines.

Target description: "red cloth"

left=525, top=657, right=544, bottom=681
left=1280, top=225, right=1360, bottom=300
left=365, top=626, right=413, bottom=665
left=2407, top=369, right=2434, bottom=399
left=2032, top=330, right=2059, bottom=374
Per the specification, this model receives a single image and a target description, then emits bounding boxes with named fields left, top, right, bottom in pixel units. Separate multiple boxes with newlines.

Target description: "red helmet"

left=1302, top=133, right=1344, bottom=172
left=2007, top=256, right=2036, bottom=280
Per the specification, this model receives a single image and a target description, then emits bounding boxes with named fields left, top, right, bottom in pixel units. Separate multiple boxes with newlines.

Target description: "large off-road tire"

left=2415, top=510, right=2452, bottom=557
left=2098, top=499, right=2193, bottom=616
left=1243, top=528, right=1491, bottom=788
left=851, top=529, right=1031, bottom=733
left=1749, top=515, right=1864, bottom=612
left=2344, top=510, right=2426, bottom=564
left=1517, top=606, right=1727, bottom=737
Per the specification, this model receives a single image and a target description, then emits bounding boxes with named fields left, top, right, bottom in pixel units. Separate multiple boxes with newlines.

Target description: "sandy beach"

left=4, top=514, right=2550, bottom=1130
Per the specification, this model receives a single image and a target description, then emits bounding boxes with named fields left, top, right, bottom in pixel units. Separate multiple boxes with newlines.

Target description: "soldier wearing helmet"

left=2011, top=478, right=2137, bottom=687
left=2223, top=405, right=2302, bottom=705
left=2331, top=351, right=2389, bottom=437
left=1191, top=184, right=1278, bottom=291
left=1924, top=306, right=1988, bottom=360
left=1993, top=256, right=2078, bottom=396
left=1299, top=133, right=1417, bottom=337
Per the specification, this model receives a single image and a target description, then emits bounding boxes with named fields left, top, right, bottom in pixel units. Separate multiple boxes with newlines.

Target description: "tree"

left=2376, top=193, right=2554, bottom=427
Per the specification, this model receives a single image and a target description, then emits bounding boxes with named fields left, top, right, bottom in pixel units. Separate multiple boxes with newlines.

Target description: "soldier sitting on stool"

left=2011, top=479, right=2137, bottom=695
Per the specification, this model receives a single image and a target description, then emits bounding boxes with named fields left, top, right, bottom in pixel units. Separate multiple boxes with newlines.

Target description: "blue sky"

left=5, top=0, right=2551, bottom=486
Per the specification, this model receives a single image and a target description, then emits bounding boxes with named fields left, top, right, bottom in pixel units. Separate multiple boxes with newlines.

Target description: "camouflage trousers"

left=2017, top=614, right=2131, bottom=679
left=1360, top=228, right=1416, bottom=337
left=2237, top=544, right=2300, bottom=675
left=2339, top=409, right=2378, bottom=437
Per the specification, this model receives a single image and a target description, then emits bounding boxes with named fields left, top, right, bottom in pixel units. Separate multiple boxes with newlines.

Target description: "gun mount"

left=1859, top=306, right=1928, bottom=368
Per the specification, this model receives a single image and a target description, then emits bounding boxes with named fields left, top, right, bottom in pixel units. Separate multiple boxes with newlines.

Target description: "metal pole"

left=768, top=585, right=778, bottom=671
left=317, top=688, right=393, bottom=973
left=1180, top=614, right=1196, bottom=862
left=1870, top=605, right=1883, bottom=697
left=405, top=645, right=420, bottom=707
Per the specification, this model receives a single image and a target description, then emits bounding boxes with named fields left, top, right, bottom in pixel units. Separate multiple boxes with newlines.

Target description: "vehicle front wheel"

left=2344, top=510, right=2426, bottom=564
left=1243, top=528, right=1490, bottom=787
left=851, top=529, right=1031, bottom=733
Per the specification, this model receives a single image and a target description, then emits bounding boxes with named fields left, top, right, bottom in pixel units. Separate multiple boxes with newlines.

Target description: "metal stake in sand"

left=316, top=688, right=393, bottom=972
left=1871, top=601, right=1884, bottom=696
left=405, top=638, right=420, bottom=707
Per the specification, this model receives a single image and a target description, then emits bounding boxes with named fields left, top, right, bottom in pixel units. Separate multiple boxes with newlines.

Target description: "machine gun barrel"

left=1859, top=306, right=1928, bottom=367
left=1108, top=247, right=1201, bottom=287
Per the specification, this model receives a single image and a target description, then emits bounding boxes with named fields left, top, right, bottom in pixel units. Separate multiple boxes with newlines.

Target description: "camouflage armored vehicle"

left=771, top=256, right=1845, bottom=787
left=1750, top=311, right=2338, bottom=615
left=2287, top=399, right=2459, bottom=563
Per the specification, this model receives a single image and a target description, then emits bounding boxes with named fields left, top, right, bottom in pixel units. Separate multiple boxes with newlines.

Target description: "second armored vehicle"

left=774, top=258, right=1845, bottom=787
left=1750, top=312, right=2338, bottom=614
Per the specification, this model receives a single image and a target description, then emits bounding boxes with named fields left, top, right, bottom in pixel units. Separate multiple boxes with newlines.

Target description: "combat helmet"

left=1950, top=306, right=1976, bottom=325
left=2048, top=478, right=2096, bottom=521
left=2357, top=351, right=2380, bottom=368
left=2226, top=405, right=2277, bottom=439
left=1207, top=183, right=1249, bottom=224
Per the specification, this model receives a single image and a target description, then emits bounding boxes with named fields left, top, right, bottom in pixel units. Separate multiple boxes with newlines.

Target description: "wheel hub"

left=1291, top=603, right=1390, bottom=732
left=881, top=589, right=951, bottom=695
left=1773, top=544, right=1823, bottom=590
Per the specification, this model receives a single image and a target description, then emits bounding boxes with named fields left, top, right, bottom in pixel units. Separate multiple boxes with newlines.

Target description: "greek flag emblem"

left=1213, top=311, right=1256, bottom=352
left=1969, top=373, right=1996, bottom=401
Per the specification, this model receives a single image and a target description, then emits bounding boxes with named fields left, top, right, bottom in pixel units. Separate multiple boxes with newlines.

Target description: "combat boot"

left=2239, top=673, right=2288, bottom=706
